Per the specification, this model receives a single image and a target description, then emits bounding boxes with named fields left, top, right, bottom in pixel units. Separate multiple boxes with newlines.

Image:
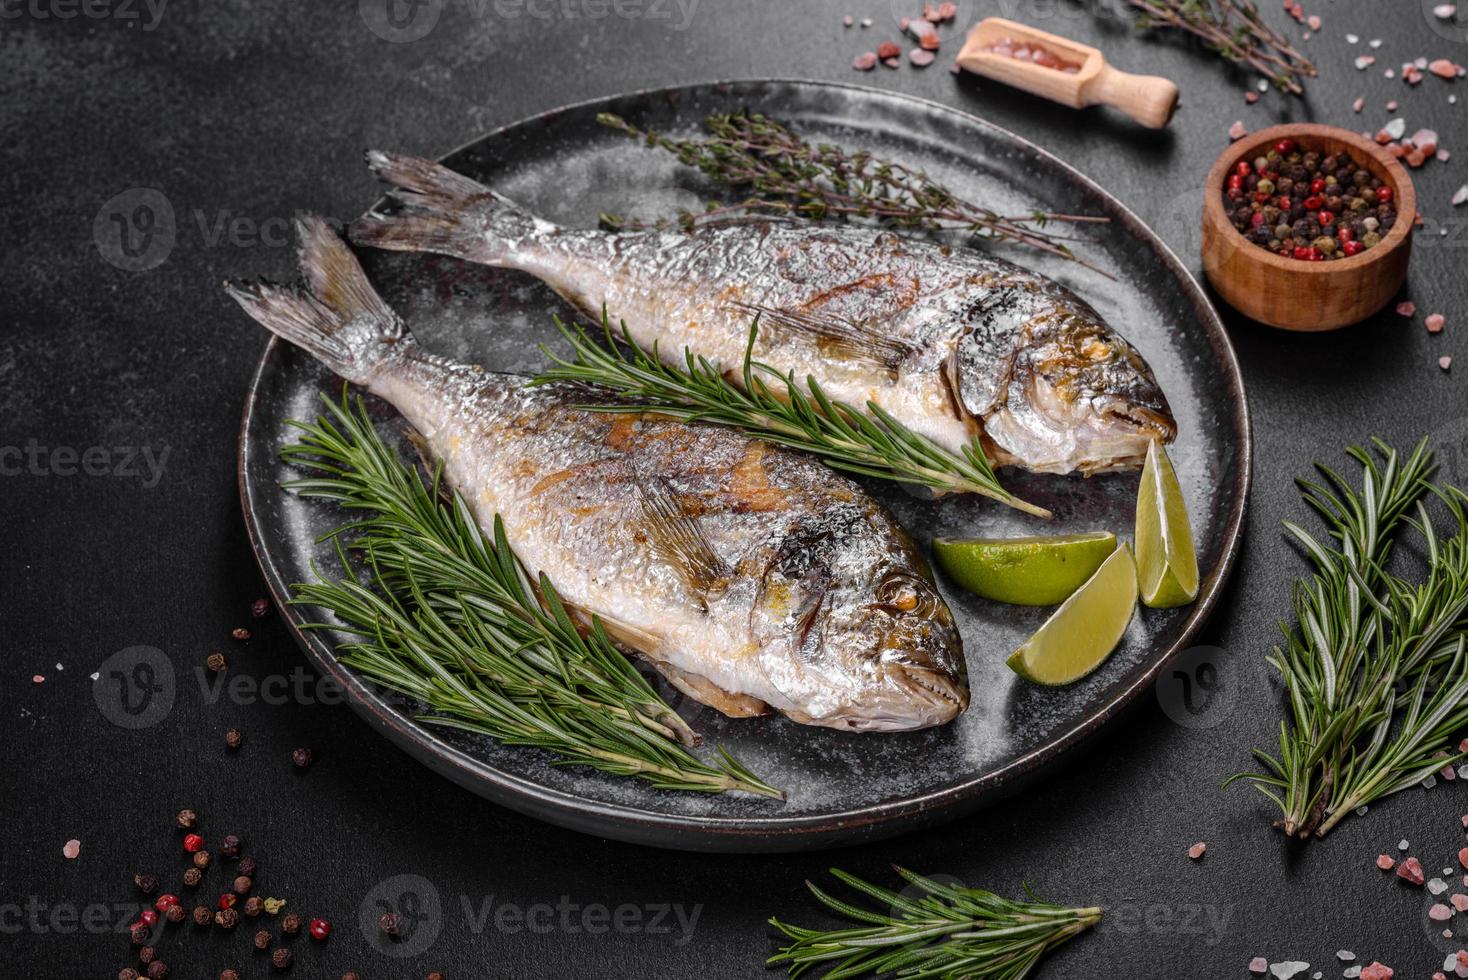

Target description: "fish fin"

left=634, top=474, right=730, bottom=603
left=648, top=661, right=771, bottom=719
left=350, top=150, right=549, bottom=265
left=225, top=216, right=406, bottom=384
left=724, top=301, right=916, bottom=372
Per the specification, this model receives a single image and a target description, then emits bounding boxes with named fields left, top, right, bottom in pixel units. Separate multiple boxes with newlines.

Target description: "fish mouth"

left=892, top=664, right=969, bottom=716
left=1104, top=402, right=1177, bottom=443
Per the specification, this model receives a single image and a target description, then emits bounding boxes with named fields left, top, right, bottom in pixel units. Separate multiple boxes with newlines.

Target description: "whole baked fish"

left=227, top=218, right=967, bottom=732
left=350, top=152, right=1177, bottom=476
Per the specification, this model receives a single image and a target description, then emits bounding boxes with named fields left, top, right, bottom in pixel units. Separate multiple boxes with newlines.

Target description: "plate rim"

left=237, top=77, right=1253, bottom=851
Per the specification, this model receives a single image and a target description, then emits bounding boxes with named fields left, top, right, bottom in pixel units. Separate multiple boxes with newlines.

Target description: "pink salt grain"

left=1435, top=903, right=1456, bottom=921
left=32, top=674, right=44, bottom=684
left=852, top=52, right=877, bottom=71
left=1361, top=963, right=1395, bottom=980
left=1452, top=893, right=1468, bottom=912
left=61, top=839, right=80, bottom=860
left=1428, top=314, right=1447, bottom=334
left=1248, top=957, right=1268, bottom=975
left=1378, top=854, right=1397, bottom=870
left=1433, top=59, right=1462, bottom=80
left=1353, top=96, right=1365, bottom=112
left=1246, top=91, right=1260, bottom=104
left=1442, top=356, right=1454, bottom=372
left=1188, top=842, right=1206, bottom=860
left=1401, top=856, right=1427, bottom=884
left=1229, top=121, right=1248, bottom=140
left=1398, top=301, right=1418, bottom=317
left=909, top=48, right=935, bottom=67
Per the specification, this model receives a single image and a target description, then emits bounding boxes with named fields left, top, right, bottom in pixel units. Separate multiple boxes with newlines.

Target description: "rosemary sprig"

left=768, top=867, right=1101, bottom=980
left=1228, top=439, right=1468, bottom=837
left=533, top=316, right=1051, bottom=520
left=1124, top=0, right=1316, bottom=95
left=597, top=110, right=1109, bottom=274
left=280, top=390, right=782, bottom=799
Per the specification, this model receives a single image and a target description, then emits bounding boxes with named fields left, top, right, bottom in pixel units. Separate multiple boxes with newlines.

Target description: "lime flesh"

left=932, top=532, right=1118, bottom=606
left=1135, top=440, right=1199, bottom=609
left=1006, top=545, right=1139, bottom=686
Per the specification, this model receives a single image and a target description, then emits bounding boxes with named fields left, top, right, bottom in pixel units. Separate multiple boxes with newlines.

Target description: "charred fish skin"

left=350, top=151, right=1176, bottom=477
left=226, top=216, right=968, bottom=732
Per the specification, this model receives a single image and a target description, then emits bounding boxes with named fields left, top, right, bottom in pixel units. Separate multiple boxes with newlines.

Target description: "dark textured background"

left=4, top=1, right=1468, bottom=977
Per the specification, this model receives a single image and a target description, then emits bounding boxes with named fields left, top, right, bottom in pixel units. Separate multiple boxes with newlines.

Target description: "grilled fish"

left=227, top=218, right=968, bottom=732
left=350, top=152, right=1177, bottom=476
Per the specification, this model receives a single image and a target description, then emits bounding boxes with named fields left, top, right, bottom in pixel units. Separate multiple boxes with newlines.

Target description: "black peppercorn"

left=146, top=962, right=168, bottom=980
left=254, top=929, right=271, bottom=950
left=133, top=873, right=159, bottom=895
left=224, top=729, right=243, bottom=750
left=237, top=857, right=258, bottom=877
left=233, top=875, right=253, bottom=896
left=165, top=903, right=186, bottom=924
left=281, top=913, right=302, bottom=935
left=182, top=868, right=202, bottom=887
left=232, top=627, right=251, bottom=641
left=206, top=652, right=227, bottom=673
left=342, top=973, right=361, bottom=980
left=251, top=598, right=271, bottom=618
left=271, top=947, right=293, bottom=970
left=138, top=946, right=156, bottom=964
left=118, top=970, right=139, bottom=980
left=130, top=922, right=151, bottom=945
left=378, top=911, right=401, bottom=936
left=192, top=905, right=212, bottom=926
left=215, top=908, right=240, bottom=930
left=193, top=850, right=211, bottom=870
left=220, top=835, right=241, bottom=859
left=243, top=896, right=264, bottom=917
left=291, top=748, right=313, bottom=769
left=175, top=809, right=197, bottom=830
left=220, top=971, right=241, bottom=980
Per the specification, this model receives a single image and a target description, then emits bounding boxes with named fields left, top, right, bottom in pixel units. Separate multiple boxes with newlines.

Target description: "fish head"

left=953, top=287, right=1176, bottom=475
left=751, top=501, right=968, bottom=731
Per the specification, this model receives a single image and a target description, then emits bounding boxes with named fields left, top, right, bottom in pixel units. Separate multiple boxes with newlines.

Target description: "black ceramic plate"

left=240, top=80, right=1250, bottom=852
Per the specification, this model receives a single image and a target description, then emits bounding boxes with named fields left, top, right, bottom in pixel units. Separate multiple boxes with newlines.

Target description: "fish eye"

left=874, top=573, right=934, bottom=616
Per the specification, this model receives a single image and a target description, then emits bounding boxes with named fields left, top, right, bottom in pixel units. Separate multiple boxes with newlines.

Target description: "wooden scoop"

left=956, top=18, right=1180, bottom=130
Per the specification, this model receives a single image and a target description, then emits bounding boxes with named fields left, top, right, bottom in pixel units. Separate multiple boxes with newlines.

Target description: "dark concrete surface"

left=3, top=1, right=1468, bottom=976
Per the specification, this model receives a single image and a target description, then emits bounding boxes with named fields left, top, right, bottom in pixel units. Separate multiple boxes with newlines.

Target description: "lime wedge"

left=1135, top=440, right=1199, bottom=609
left=1006, top=545, right=1138, bottom=685
left=932, top=532, right=1118, bottom=606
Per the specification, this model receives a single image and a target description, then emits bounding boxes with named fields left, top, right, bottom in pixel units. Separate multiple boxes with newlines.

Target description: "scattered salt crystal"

left=1360, top=964, right=1394, bottom=980
left=1388, top=100, right=1399, bottom=112
left=1246, top=91, right=1260, bottom=104
left=1370, top=38, right=1384, bottom=48
left=860, top=17, right=872, bottom=27
left=1271, top=963, right=1310, bottom=980
left=1386, top=69, right=1397, bottom=80
left=31, top=674, right=43, bottom=684
left=1378, top=854, right=1397, bottom=870
left=1338, top=952, right=1357, bottom=963
left=1383, top=117, right=1407, bottom=140
left=1402, top=856, right=1428, bottom=884
left=852, top=52, right=877, bottom=71
left=1403, top=839, right=1413, bottom=851
left=89, top=672, right=99, bottom=681
left=1229, top=121, right=1249, bottom=140
left=1454, top=894, right=1468, bottom=912
left=62, top=839, right=80, bottom=860
left=1356, top=806, right=1369, bottom=816
left=1452, top=94, right=1460, bottom=104
left=1250, top=957, right=1270, bottom=975
left=908, top=48, right=935, bottom=67
left=1188, top=842, right=1207, bottom=860
left=54, top=663, right=62, bottom=671
left=1429, top=314, right=1447, bottom=334
left=1435, top=904, right=1456, bottom=921
left=1427, top=775, right=1440, bottom=789
left=1346, top=33, right=1360, bottom=43
left=1432, top=59, right=1460, bottom=80
left=1353, top=96, right=1365, bottom=112
left=1399, top=301, right=1418, bottom=317
left=1436, top=4, right=1458, bottom=18
left=1435, top=878, right=1452, bottom=895
left=1453, top=186, right=1468, bottom=207
left=1258, top=79, right=1270, bottom=92
left=1308, top=15, right=1320, bottom=29
left=843, top=14, right=853, bottom=26
left=1440, top=150, right=1452, bottom=162
left=1442, top=356, right=1454, bottom=372
left=1343, top=967, right=1362, bottom=979
left=1356, top=55, right=1377, bottom=70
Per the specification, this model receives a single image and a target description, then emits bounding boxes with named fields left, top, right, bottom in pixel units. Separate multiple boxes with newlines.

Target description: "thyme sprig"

left=768, top=867, right=1101, bottom=980
left=1124, top=0, right=1316, bottom=95
left=1229, top=439, right=1468, bottom=837
left=533, top=316, right=1051, bottom=519
left=280, top=390, right=781, bottom=799
left=597, top=110, right=1109, bottom=274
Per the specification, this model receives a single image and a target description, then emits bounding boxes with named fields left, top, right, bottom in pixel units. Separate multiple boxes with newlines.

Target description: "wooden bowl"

left=1201, top=123, right=1416, bottom=331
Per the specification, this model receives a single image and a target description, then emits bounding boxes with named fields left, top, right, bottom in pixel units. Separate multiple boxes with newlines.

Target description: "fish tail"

left=225, top=215, right=406, bottom=384
left=350, top=150, right=543, bottom=264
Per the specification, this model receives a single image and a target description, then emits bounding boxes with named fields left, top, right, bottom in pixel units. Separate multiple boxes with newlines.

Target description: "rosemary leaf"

left=768, top=868, right=1100, bottom=979
left=533, top=315, right=1051, bottom=520
left=281, top=389, right=782, bottom=799
left=597, top=110, right=1109, bottom=275
left=1229, top=439, right=1468, bottom=837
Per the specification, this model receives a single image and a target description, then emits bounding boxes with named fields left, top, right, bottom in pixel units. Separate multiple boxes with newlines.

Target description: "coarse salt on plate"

left=1401, top=856, right=1428, bottom=884
left=1429, top=314, right=1447, bottom=334
left=1378, top=854, right=1396, bottom=870
left=1398, top=301, right=1418, bottom=317
left=1188, top=842, right=1206, bottom=860
left=62, top=839, right=80, bottom=860
left=1442, top=356, right=1454, bottom=372
left=1229, top=121, right=1248, bottom=140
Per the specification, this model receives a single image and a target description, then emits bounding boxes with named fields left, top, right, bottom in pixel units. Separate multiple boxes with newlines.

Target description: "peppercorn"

left=281, top=912, right=302, bottom=935
left=194, top=850, right=211, bottom=870
left=232, top=627, right=251, bottom=641
left=192, top=905, right=212, bottom=926
left=271, top=947, right=293, bottom=970
left=251, top=598, right=271, bottom=618
left=220, top=972, right=241, bottom=980
left=206, top=652, right=227, bottom=672
left=130, top=922, right=151, bottom=945
left=224, top=729, right=243, bottom=750
left=221, top=835, right=242, bottom=859
left=154, top=894, right=179, bottom=914
left=291, top=747, right=313, bottom=769
left=215, top=908, right=240, bottom=930
left=243, top=896, right=265, bottom=917
left=133, top=873, right=159, bottom=895
left=165, top=903, right=186, bottom=924
left=379, top=911, right=401, bottom=936
left=218, top=893, right=238, bottom=911
left=183, top=834, right=204, bottom=854
left=146, top=962, right=168, bottom=980
left=175, top=809, right=197, bottom=830
left=238, top=857, right=258, bottom=877
left=309, top=917, right=331, bottom=940
left=234, top=875, right=253, bottom=896
left=119, top=970, right=139, bottom=980
left=254, top=929, right=271, bottom=950
left=183, top=868, right=202, bottom=887
left=139, top=946, right=156, bottom=964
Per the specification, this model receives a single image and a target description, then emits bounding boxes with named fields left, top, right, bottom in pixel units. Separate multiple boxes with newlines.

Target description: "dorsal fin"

left=633, top=473, right=730, bottom=602
left=723, top=301, right=917, bottom=373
